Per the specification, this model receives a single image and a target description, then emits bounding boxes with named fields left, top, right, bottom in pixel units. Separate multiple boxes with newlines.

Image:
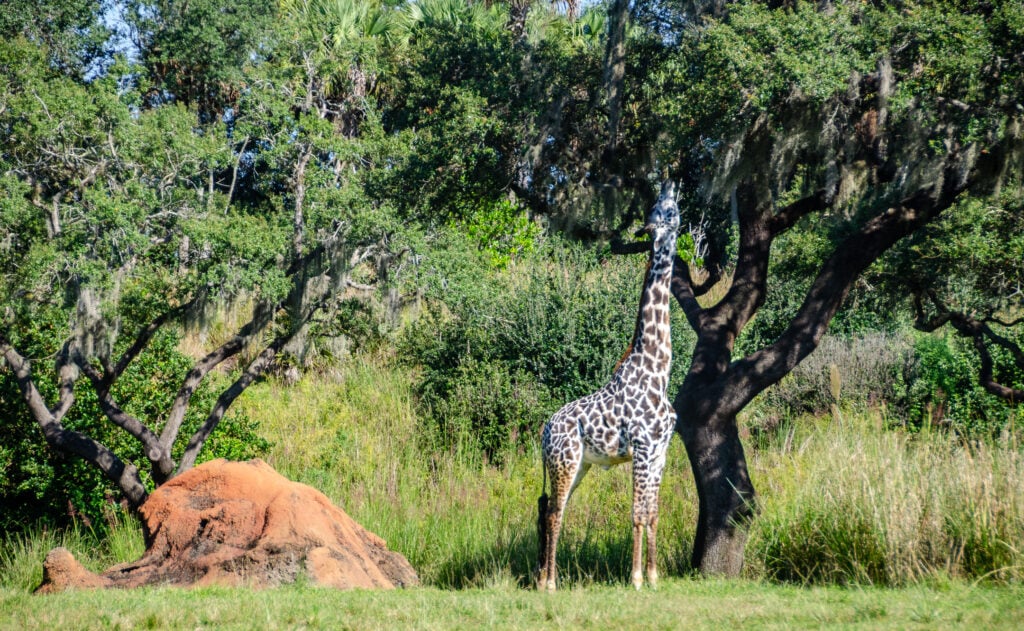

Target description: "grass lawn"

left=2, top=579, right=1022, bottom=630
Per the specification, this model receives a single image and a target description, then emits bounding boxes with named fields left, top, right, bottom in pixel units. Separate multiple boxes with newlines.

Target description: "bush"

left=746, top=329, right=1022, bottom=440
left=746, top=332, right=915, bottom=436
left=902, top=332, right=1023, bottom=436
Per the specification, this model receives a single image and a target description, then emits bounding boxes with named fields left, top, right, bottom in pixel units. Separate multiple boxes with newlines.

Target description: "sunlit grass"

left=747, top=410, right=1024, bottom=585
left=4, top=579, right=1023, bottom=630
left=230, top=359, right=1023, bottom=589
left=0, top=509, right=143, bottom=592
left=4, top=357, right=1022, bottom=598
left=231, top=358, right=697, bottom=588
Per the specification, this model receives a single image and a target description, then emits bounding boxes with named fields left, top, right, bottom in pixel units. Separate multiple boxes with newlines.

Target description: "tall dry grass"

left=748, top=413, right=1024, bottom=585
left=233, top=358, right=1023, bottom=588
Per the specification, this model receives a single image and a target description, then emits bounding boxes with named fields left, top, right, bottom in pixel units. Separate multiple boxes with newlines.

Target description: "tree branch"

left=768, top=189, right=829, bottom=236
left=707, top=180, right=773, bottom=336
left=671, top=254, right=708, bottom=332
left=915, top=291, right=1024, bottom=404
left=1, top=342, right=148, bottom=507
left=175, top=322, right=301, bottom=474
left=725, top=159, right=973, bottom=412
left=52, top=341, right=78, bottom=423
left=110, top=302, right=192, bottom=381
left=158, top=301, right=276, bottom=473
left=76, top=356, right=167, bottom=463
left=912, top=291, right=952, bottom=331
left=609, top=239, right=650, bottom=255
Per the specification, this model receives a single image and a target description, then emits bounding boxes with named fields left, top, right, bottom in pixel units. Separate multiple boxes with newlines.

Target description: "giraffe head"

left=640, top=180, right=680, bottom=242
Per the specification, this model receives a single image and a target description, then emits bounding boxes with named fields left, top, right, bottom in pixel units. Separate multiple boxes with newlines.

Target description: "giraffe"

left=537, top=180, right=680, bottom=591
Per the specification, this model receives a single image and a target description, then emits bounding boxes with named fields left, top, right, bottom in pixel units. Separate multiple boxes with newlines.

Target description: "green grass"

left=226, top=361, right=1024, bottom=588
left=2, top=579, right=1022, bottom=630
left=3, top=357, right=1023, bottom=628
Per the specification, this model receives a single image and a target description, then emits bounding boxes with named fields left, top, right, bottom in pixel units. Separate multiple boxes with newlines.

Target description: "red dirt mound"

left=36, top=459, right=418, bottom=592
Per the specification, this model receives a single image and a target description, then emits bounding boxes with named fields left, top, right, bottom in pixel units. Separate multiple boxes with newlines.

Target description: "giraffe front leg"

left=631, top=459, right=651, bottom=590
left=646, top=512, right=659, bottom=589
left=631, top=520, right=645, bottom=590
left=644, top=440, right=669, bottom=589
left=632, top=443, right=667, bottom=589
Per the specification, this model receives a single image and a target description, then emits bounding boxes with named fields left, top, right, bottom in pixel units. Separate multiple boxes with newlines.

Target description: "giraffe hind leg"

left=536, top=492, right=549, bottom=588
left=542, top=459, right=589, bottom=591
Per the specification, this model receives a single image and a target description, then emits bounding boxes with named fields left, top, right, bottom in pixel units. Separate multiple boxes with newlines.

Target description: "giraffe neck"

left=616, top=232, right=676, bottom=382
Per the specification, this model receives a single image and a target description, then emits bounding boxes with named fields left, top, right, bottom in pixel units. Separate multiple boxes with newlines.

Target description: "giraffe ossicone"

left=537, top=180, right=680, bottom=591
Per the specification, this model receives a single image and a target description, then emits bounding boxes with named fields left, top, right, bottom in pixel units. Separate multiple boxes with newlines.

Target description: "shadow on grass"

left=432, top=525, right=694, bottom=590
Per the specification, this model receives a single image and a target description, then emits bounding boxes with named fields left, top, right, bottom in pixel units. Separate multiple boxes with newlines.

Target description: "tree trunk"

left=603, top=0, right=629, bottom=153
left=674, top=330, right=758, bottom=576
left=677, top=402, right=756, bottom=576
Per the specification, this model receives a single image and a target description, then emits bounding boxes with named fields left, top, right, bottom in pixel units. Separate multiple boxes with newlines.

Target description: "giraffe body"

left=538, top=181, right=680, bottom=591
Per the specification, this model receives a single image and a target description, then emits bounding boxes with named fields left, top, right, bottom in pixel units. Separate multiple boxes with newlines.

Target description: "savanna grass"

left=231, top=358, right=698, bottom=588
left=747, top=411, right=1024, bottom=585
left=235, top=358, right=1023, bottom=588
left=4, top=357, right=1022, bottom=593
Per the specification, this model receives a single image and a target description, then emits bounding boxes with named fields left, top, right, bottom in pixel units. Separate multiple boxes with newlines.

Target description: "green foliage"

left=904, top=333, right=1023, bottom=435
left=747, top=330, right=1020, bottom=437
left=127, top=0, right=275, bottom=116
left=373, top=18, right=524, bottom=223
left=0, top=0, right=108, bottom=76
left=736, top=221, right=901, bottom=356
left=462, top=199, right=540, bottom=269
left=416, top=358, right=554, bottom=460
left=401, top=234, right=695, bottom=458
left=887, top=196, right=1024, bottom=321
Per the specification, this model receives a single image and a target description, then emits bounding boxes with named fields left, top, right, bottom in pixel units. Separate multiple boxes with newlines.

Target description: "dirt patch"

left=36, top=459, right=418, bottom=592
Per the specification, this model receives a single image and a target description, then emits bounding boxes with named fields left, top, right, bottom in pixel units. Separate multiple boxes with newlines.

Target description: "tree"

left=0, top=0, right=109, bottom=77
left=638, top=0, right=1024, bottom=575
left=125, top=0, right=274, bottom=118
left=0, top=2, right=394, bottom=514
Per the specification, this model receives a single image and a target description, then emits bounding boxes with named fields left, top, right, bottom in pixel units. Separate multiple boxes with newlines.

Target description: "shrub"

left=902, top=332, right=1022, bottom=436
left=746, top=329, right=1022, bottom=440
left=746, top=332, right=915, bottom=436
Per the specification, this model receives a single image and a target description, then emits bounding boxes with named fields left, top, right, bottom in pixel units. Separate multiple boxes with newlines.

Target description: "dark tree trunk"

left=677, top=395, right=756, bottom=575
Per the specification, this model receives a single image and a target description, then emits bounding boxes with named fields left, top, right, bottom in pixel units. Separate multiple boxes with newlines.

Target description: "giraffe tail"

left=537, top=461, right=549, bottom=575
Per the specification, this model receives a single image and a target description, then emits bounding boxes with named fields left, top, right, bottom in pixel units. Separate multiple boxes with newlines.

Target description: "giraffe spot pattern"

left=539, top=184, right=681, bottom=590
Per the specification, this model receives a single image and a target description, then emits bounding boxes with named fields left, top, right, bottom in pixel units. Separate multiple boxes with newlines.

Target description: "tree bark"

left=603, top=0, right=630, bottom=154
left=677, top=404, right=756, bottom=576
